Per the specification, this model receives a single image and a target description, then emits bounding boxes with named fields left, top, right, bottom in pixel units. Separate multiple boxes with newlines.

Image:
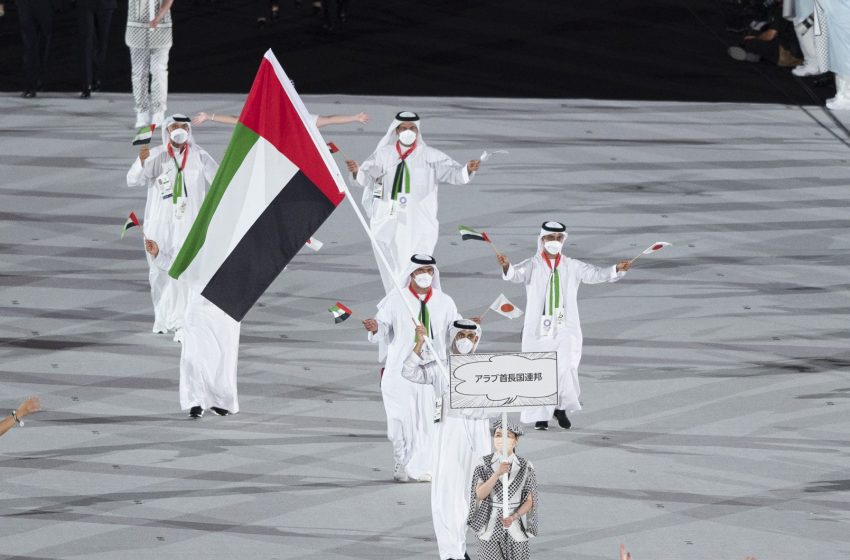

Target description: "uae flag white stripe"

left=181, top=138, right=300, bottom=289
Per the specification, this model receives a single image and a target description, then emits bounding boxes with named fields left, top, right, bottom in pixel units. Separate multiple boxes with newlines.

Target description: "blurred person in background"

left=18, top=0, right=57, bottom=98
left=76, top=0, right=116, bottom=99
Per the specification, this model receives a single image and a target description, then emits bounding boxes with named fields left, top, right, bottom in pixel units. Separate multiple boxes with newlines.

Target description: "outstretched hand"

left=616, top=260, right=631, bottom=272
left=16, top=396, right=41, bottom=418
left=192, top=112, right=210, bottom=126
left=467, top=160, right=481, bottom=173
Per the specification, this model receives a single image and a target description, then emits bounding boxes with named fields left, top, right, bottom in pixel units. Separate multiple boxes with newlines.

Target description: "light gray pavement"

left=1, top=93, right=849, bottom=560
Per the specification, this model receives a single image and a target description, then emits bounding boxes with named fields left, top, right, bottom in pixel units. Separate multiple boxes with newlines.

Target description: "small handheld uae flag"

left=132, top=125, right=155, bottom=146
left=328, top=301, right=353, bottom=324
left=121, top=211, right=141, bottom=239
left=490, top=294, right=523, bottom=319
left=458, top=225, right=491, bottom=243
left=168, top=50, right=347, bottom=322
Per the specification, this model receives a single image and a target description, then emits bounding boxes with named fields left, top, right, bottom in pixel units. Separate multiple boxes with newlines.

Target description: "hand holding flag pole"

left=629, top=241, right=671, bottom=265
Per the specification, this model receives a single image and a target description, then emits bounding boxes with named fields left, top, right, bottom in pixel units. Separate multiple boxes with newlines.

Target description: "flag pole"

left=501, top=410, right=509, bottom=520
left=338, top=179, right=452, bottom=381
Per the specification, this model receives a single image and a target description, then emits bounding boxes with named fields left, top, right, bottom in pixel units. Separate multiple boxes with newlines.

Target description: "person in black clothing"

left=77, top=0, right=116, bottom=98
left=17, top=0, right=56, bottom=98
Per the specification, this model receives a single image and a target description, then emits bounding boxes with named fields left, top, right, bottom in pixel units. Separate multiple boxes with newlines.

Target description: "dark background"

left=0, top=0, right=835, bottom=104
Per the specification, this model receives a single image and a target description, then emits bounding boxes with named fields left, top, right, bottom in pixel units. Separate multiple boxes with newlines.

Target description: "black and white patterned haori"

left=125, top=0, right=173, bottom=120
left=468, top=453, right=538, bottom=560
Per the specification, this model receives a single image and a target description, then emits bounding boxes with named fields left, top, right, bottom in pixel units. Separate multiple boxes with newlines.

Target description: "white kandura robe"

left=503, top=254, right=625, bottom=422
left=369, top=287, right=459, bottom=479
left=402, top=351, right=491, bottom=560
left=126, top=142, right=218, bottom=332
left=355, top=144, right=472, bottom=292
left=816, top=0, right=850, bottom=77
left=153, top=248, right=241, bottom=412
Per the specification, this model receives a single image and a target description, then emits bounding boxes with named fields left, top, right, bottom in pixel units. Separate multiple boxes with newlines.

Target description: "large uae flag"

left=169, top=50, right=346, bottom=321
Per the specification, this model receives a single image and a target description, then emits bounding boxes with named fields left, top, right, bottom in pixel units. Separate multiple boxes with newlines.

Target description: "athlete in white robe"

left=347, top=112, right=481, bottom=293
left=363, top=254, right=461, bottom=481
left=144, top=238, right=241, bottom=418
left=125, top=115, right=218, bottom=337
left=496, top=222, right=630, bottom=430
left=402, top=319, right=491, bottom=560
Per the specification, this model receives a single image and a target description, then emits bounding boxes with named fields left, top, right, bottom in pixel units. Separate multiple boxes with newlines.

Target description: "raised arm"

left=316, top=112, right=369, bottom=128
left=429, top=149, right=474, bottom=185
left=499, top=254, right=533, bottom=284
left=575, top=259, right=628, bottom=285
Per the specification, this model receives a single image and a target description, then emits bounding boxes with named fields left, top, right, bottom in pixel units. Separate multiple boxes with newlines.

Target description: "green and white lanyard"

left=541, top=251, right=561, bottom=316
left=390, top=141, right=416, bottom=201
left=167, top=144, right=189, bottom=205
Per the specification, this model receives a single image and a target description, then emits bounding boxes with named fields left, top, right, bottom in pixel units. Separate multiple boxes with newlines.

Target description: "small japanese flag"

left=490, top=294, right=523, bottom=319
left=641, top=241, right=671, bottom=255
left=305, top=237, right=323, bottom=251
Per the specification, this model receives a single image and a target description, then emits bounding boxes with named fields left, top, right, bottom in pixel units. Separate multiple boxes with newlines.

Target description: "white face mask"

left=413, top=272, right=433, bottom=289
left=170, top=128, right=189, bottom=144
left=454, top=337, right=474, bottom=354
left=398, top=129, right=417, bottom=146
left=543, top=240, right=563, bottom=255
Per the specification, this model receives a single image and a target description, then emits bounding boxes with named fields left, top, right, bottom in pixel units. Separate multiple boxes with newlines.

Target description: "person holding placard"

left=468, top=420, right=538, bottom=560
left=495, top=221, right=631, bottom=430
left=402, top=319, right=491, bottom=560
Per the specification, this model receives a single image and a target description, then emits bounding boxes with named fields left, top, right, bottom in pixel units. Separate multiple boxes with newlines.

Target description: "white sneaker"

left=727, top=46, right=759, bottom=63
left=134, top=112, right=149, bottom=128
left=173, top=329, right=184, bottom=344
left=826, top=96, right=850, bottom=111
left=791, top=62, right=822, bottom=77
left=151, top=111, right=165, bottom=127
left=393, top=462, right=410, bottom=483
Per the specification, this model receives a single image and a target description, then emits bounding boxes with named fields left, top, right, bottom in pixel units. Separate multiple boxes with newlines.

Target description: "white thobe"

left=127, top=144, right=218, bottom=332
left=368, top=287, right=459, bottom=479
left=154, top=247, right=241, bottom=412
left=402, top=351, right=490, bottom=560
left=503, top=254, right=625, bottom=422
left=355, top=144, right=472, bottom=292
left=817, top=0, right=850, bottom=76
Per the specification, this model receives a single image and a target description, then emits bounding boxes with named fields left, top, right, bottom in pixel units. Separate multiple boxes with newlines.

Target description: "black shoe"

left=80, top=88, right=91, bottom=99
left=257, top=16, right=267, bottom=27
left=210, top=406, right=231, bottom=416
left=553, top=409, right=571, bottom=429
left=189, top=406, right=204, bottom=418
left=92, top=80, right=102, bottom=92
left=21, top=90, right=36, bottom=98
left=534, top=421, right=549, bottom=430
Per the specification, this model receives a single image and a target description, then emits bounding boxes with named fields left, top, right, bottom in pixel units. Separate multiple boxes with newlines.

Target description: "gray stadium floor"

left=1, top=93, right=849, bottom=560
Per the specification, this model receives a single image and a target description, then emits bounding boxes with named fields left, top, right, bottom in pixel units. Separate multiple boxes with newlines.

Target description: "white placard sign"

left=449, top=351, right=558, bottom=410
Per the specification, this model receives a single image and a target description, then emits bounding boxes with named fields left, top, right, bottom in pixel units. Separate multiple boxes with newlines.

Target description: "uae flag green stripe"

left=168, top=122, right=259, bottom=279
left=168, top=50, right=346, bottom=322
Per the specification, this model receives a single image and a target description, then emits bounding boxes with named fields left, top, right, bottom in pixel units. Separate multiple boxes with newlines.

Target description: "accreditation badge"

left=396, top=195, right=409, bottom=214
left=157, top=173, right=173, bottom=200
left=174, top=198, right=187, bottom=220
left=555, top=307, right=566, bottom=328
left=539, top=315, right=555, bottom=337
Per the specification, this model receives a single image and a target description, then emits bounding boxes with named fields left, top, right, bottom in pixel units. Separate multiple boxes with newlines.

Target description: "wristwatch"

left=11, top=410, right=23, bottom=427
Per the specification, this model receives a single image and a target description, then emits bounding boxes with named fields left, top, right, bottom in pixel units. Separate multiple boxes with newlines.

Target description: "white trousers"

left=179, top=291, right=241, bottom=412
left=129, top=47, right=169, bottom=115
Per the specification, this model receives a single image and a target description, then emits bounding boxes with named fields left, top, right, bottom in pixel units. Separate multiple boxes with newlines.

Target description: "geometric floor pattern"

left=1, top=93, right=849, bottom=559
